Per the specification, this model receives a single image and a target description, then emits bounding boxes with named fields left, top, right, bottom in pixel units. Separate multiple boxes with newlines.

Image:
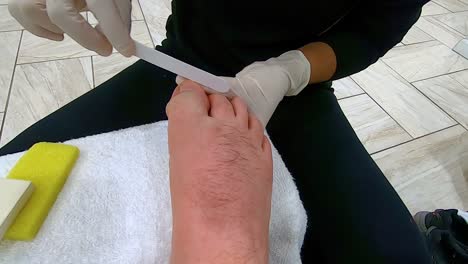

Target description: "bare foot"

left=166, top=80, right=273, bottom=264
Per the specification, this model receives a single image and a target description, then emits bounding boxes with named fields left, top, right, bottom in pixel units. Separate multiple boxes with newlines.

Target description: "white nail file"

left=134, top=41, right=230, bottom=93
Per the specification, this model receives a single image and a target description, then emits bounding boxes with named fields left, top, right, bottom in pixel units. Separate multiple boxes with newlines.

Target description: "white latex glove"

left=8, top=0, right=134, bottom=57
left=223, top=51, right=310, bottom=126
left=224, top=51, right=311, bottom=126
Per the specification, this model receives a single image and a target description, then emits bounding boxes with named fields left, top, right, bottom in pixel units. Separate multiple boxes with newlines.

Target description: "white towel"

left=0, top=121, right=307, bottom=264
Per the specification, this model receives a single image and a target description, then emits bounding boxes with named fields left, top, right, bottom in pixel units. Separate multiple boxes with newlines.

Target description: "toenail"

left=180, top=82, right=198, bottom=92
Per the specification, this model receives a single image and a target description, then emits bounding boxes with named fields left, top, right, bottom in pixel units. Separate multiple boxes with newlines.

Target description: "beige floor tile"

left=401, top=26, right=434, bottom=45
left=372, top=126, right=468, bottom=214
left=131, top=0, right=145, bottom=20
left=18, top=31, right=95, bottom=64
left=332, top=77, right=364, bottom=99
left=449, top=68, right=468, bottom=86
left=78, top=11, right=88, bottom=21
left=88, top=19, right=153, bottom=48
left=422, top=1, right=451, bottom=16
left=88, top=0, right=144, bottom=24
left=433, top=0, right=468, bottom=12
left=18, top=21, right=152, bottom=64
left=139, top=0, right=171, bottom=46
left=352, top=61, right=456, bottom=137
left=383, top=41, right=468, bottom=82
left=339, top=94, right=412, bottom=153
left=0, top=31, right=21, bottom=111
left=131, top=20, right=154, bottom=47
left=0, top=113, right=3, bottom=136
left=433, top=11, right=468, bottom=36
left=0, top=6, right=22, bottom=32
left=413, top=71, right=468, bottom=129
left=93, top=53, right=139, bottom=86
left=0, top=58, right=93, bottom=146
left=416, top=17, right=464, bottom=48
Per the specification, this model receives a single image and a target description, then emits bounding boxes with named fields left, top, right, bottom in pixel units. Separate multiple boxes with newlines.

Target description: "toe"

left=166, top=80, right=210, bottom=120
left=209, top=94, right=235, bottom=120
left=231, top=97, right=249, bottom=129
left=248, top=113, right=265, bottom=146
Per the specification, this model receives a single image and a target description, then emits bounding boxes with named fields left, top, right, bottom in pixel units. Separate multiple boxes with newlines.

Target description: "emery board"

left=134, top=41, right=230, bottom=93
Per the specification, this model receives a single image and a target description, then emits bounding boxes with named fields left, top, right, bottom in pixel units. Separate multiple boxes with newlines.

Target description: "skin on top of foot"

left=167, top=80, right=273, bottom=264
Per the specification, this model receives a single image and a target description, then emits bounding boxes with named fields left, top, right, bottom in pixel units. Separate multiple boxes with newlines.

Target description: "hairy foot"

left=167, top=80, right=273, bottom=264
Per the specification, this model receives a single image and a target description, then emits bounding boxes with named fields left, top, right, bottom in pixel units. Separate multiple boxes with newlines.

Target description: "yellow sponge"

left=5, top=142, right=79, bottom=241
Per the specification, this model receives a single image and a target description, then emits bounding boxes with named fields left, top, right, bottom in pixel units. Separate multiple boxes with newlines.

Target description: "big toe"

left=166, top=80, right=210, bottom=120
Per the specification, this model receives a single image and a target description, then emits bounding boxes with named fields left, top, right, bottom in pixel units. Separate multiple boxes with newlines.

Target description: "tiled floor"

left=0, top=0, right=467, bottom=214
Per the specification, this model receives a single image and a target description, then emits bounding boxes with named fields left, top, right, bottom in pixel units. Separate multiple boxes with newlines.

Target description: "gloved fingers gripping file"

left=43, top=0, right=133, bottom=56
left=134, top=41, right=230, bottom=93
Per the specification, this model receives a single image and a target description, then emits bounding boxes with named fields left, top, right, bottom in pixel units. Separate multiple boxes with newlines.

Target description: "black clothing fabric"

left=0, top=0, right=432, bottom=262
left=166, top=0, right=429, bottom=79
left=0, top=58, right=430, bottom=263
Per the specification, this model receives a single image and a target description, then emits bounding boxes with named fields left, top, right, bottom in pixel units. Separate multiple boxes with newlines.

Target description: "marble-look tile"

left=449, top=68, right=468, bottom=87
left=416, top=17, right=464, bottom=48
left=0, top=113, right=3, bottom=137
left=413, top=71, right=468, bottom=129
left=332, top=77, right=364, bottom=99
left=93, top=53, right=139, bottom=86
left=433, top=11, right=468, bottom=36
left=339, top=94, right=412, bottom=153
left=0, top=31, right=21, bottom=111
left=433, top=0, right=468, bottom=12
left=139, top=0, right=171, bottom=45
left=17, top=21, right=152, bottom=64
left=131, top=20, right=153, bottom=47
left=422, top=1, right=451, bottom=16
left=401, top=26, right=434, bottom=45
left=0, top=6, right=23, bottom=31
left=0, top=58, right=93, bottom=146
left=86, top=19, right=153, bottom=47
left=88, top=0, right=144, bottom=24
left=383, top=41, right=468, bottom=82
left=18, top=31, right=95, bottom=64
left=108, top=20, right=153, bottom=52
left=80, top=11, right=88, bottom=21
left=372, top=126, right=468, bottom=214
left=352, top=61, right=456, bottom=137
left=131, top=0, right=145, bottom=20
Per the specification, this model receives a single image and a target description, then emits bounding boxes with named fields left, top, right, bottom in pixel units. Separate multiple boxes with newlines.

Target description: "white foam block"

left=0, top=179, right=34, bottom=239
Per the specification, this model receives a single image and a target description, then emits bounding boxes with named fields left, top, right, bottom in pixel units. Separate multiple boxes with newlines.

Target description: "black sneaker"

left=414, top=209, right=468, bottom=264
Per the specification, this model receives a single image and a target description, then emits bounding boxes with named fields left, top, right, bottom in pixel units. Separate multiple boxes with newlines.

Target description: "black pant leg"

left=0, top=46, right=430, bottom=263
left=267, top=86, right=430, bottom=263
left=0, top=60, right=176, bottom=156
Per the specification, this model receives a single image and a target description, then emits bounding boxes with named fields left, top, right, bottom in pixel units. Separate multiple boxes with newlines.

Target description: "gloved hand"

left=176, top=51, right=310, bottom=126
left=8, top=0, right=134, bottom=57
left=223, top=50, right=311, bottom=126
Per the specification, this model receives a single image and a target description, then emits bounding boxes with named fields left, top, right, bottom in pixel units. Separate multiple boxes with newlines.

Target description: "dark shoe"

left=414, top=209, right=468, bottom=264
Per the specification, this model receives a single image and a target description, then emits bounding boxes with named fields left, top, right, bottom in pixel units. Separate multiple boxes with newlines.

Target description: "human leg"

left=0, top=59, right=176, bottom=156
left=266, top=87, right=430, bottom=263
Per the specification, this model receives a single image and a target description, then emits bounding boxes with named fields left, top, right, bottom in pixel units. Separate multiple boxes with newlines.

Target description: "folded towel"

left=0, top=121, right=307, bottom=263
